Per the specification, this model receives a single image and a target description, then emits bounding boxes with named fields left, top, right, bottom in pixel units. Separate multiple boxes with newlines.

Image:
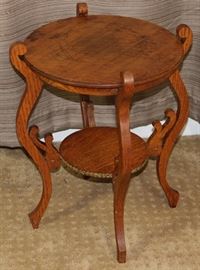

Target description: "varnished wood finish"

left=29, top=125, right=61, bottom=172
left=59, top=73, right=144, bottom=262
left=60, top=127, right=147, bottom=177
left=156, top=70, right=189, bottom=207
left=76, top=2, right=88, bottom=16
left=113, top=71, right=136, bottom=262
left=10, top=43, right=57, bottom=229
left=10, top=3, right=192, bottom=263
left=176, top=24, right=193, bottom=56
left=80, top=95, right=96, bottom=128
left=147, top=109, right=177, bottom=157
left=39, top=75, right=118, bottom=96
left=23, top=15, right=183, bottom=91
left=76, top=3, right=96, bottom=128
left=148, top=24, right=192, bottom=208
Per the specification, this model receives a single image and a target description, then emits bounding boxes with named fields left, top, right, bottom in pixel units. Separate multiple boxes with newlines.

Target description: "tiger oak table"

left=10, top=3, right=192, bottom=263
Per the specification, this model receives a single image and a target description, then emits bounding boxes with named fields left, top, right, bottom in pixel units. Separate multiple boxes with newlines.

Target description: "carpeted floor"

left=0, top=136, right=199, bottom=270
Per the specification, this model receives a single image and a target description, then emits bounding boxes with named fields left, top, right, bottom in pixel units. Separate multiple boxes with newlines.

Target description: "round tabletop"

left=24, top=15, right=183, bottom=90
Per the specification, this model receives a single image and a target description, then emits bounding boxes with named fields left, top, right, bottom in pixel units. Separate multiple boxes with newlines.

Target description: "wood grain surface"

left=10, top=43, right=52, bottom=229
left=24, top=15, right=183, bottom=91
left=112, top=71, right=136, bottom=263
left=9, top=4, right=192, bottom=263
left=59, top=127, right=147, bottom=176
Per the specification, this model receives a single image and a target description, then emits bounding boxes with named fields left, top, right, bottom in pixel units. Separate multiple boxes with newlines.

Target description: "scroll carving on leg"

left=9, top=42, right=57, bottom=228
left=147, top=109, right=177, bottom=158
left=113, top=71, right=135, bottom=263
left=29, top=126, right=61, bottom=172
left=154, top=24, right=192, bottom=208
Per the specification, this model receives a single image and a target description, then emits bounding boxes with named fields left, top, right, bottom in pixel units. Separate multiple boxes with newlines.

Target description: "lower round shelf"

left=59, top=127, right=148, bottom=178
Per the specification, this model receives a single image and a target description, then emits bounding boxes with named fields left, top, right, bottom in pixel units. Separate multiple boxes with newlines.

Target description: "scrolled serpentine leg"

left=157, top=69, right=189, bottom=207
left=10, top=42, right=53, bottom=228
left=156, top=24, right=192, bottom=207
left=113, top=71, right=135, bottom=263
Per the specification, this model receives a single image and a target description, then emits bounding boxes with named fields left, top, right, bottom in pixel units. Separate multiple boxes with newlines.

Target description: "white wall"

left=52, top=118, right=200, bottom=142
left=132, top=118, right=200, bottom=138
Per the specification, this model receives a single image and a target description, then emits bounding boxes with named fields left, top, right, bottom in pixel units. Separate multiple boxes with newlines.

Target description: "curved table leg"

left=113, top=72, right=134, bottom=263
left=10, top=42, right=52, bottom=228
left=157, top=70, right=189, bottom=207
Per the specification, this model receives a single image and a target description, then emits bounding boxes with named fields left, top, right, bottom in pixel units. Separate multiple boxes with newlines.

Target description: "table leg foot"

left=27, top=162, right=52, bottom=229
left=28, top=172, right=52, bottom=229
left=157, top=158, right=180, bottom=207
left=29, top=213, right=40, bottom=229
left=113, top=170, right=132, bottom=263
left=114, top=217, right=127, bottom=263
left=113, top=179, right=128, bottom=263
left=168, top=189, right=179, bottom=208
left=117, top=250, right=126, bottom=263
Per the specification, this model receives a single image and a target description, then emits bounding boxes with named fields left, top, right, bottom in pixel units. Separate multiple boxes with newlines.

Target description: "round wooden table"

left=10, top=2, right=192, bottom=263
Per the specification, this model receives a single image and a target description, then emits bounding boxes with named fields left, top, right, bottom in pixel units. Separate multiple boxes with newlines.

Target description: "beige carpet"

left=0, top=136, right=199, bottom=270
